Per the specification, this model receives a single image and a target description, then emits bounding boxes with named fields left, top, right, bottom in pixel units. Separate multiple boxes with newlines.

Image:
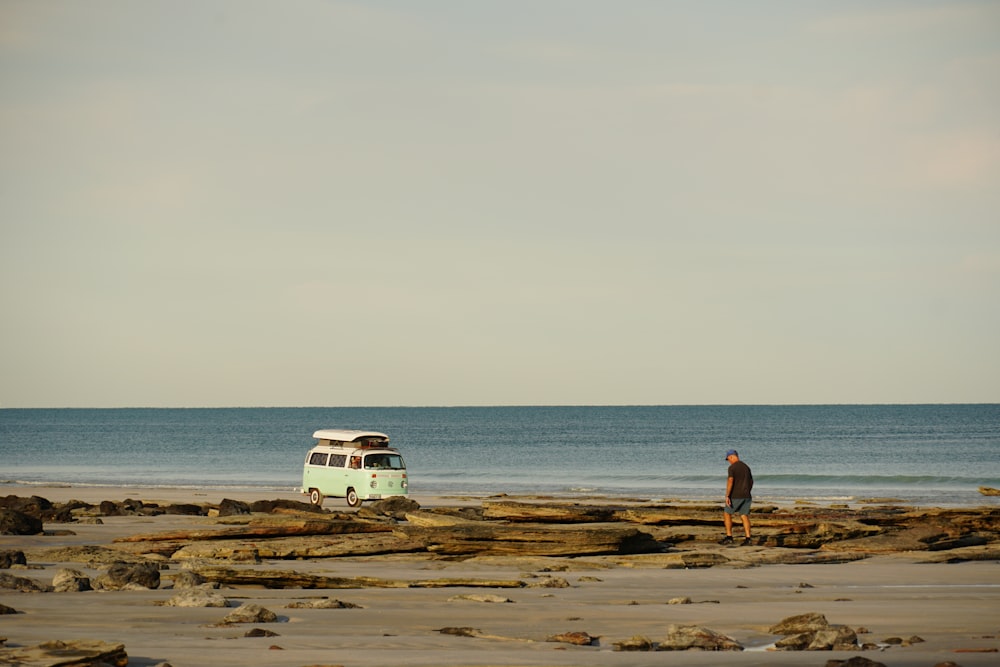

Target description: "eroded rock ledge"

left=4, top=494, right=1000, bottom=569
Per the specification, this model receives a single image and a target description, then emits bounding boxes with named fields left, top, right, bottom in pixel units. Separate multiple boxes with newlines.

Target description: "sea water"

left=1, top=405, right=998, bottom=506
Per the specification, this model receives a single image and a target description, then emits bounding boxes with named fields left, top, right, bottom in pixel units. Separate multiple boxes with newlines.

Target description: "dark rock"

left=161, top=503, right=206, bottom=516
left=0, top=572, right=53, bottom=592
left=365, top=495, right=421, bottom=519
left=397, top=521, right=661, bottom=557
left=248, top=498, right=325, bottom=514
left=218, top=498, right=252, bottom=516
left=0, top=509, right=42, bottom=535
left=245, top=627, right=280, bottom=637
left=92, top=561, right=160, bottom=590
left=0, top=550, right=27, bottom=568
left=0, top=495, right=53, bottom=515
left=0, top=602, right=19, bottom=614
left=437, top=627, right=481, bottom=637
left=99, top=500, right=123, bottom=516
left=824, top=657, right=887, bottom=667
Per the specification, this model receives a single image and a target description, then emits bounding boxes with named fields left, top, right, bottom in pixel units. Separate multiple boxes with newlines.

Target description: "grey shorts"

left=725, top=498, right=752, bottom=516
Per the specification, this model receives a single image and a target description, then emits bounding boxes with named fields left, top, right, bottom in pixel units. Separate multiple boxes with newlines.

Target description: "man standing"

left=720, top=449, right=753, bottom=546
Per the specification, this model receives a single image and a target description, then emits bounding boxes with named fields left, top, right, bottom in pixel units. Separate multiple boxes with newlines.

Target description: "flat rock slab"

left=194, top=565, right=526, bottom=590
left=0, top=639, right=127, bottom=666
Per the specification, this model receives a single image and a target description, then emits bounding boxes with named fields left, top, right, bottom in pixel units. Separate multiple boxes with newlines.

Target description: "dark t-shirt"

left=728, top=460, right=753, bottom=498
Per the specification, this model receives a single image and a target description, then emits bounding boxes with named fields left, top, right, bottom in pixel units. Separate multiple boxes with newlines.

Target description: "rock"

left=0, top=508, right=43, bottom=535
left=160, top=589, right=229, bottom=607
left=483, top=500, right=619, bottom=523
left=979, top=486, right=1000, bottom=496
left=0, top=550, right=27, bottom=568
left=774, top=632, right=815, bottom=650
left=193, top=565, right=525, bottom=590
left=664, top=552, right=730, bottom=568
left=222, top=603, right=278, bottom=624
left=160, top=503, right=207, bottom=516
left=168, top=532, right=424, bottom=560
left=824, top=658, right=887, bottom=667
left=447, top=594, right=513, bottom=603
left=807, top=625, right=858, bottom=650
left=248, top=498, right=324, bottom=514
left=667, top=596, right=692, bottom=604
left=655, top=624, right=743, bottom=651
left=244, top=627, right=281, bottom=637
left=0, top=639, right=127, bottom=666
left=0, top=602, right=19, bottom=614
left=115, top=517, right=395, bottom=543
left=92, top=561, right=160, bottom=591
left=285, top=598, right=360, bottom=609
left=0, top=495, right=53, bottom=515
left=526, top=576, right=570, bottom=588
left=546, top=631, right=599, bottom=646
left=0, top=572, right=52, bottom=592
left=26, top=544, right=135, bottom=565
left=770, top=613, right=856, bottom=651
left=768, top=521, right=883, bottom=548
left=613, top=635, right=654, bottom=651
left=218, top=498, right=252, bottom=516
left=168, top=570, right=210, bottom=589
left=769, top=612, right=830, bottom=634
left=363, top=496, right=421, bottom=519
left=52, top=568, right=92, bottom=592
left=437, top=626, right=481, bottom=637
left=397, top=521, right=662, bottom=557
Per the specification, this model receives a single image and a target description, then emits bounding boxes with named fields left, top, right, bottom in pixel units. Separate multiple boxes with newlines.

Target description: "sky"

left=1, top=1, right=998, bottom=408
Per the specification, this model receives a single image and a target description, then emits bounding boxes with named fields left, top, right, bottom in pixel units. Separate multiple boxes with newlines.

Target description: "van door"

left=326, top=453, right=350, bottom=497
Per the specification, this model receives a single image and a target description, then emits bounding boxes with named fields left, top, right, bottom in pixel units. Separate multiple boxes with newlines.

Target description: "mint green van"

left=301, top=429, right=408, bottom=508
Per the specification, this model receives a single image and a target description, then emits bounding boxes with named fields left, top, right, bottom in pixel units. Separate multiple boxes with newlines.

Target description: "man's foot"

left=719, top=536, right=734, bottom=545
left=740, top=537, right=753, bottom=546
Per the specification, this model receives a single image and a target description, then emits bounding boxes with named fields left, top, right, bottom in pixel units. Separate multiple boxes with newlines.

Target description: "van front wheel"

left=308, top=489, right=324, bottom=506
left=346, top=488, right=362, bottom=508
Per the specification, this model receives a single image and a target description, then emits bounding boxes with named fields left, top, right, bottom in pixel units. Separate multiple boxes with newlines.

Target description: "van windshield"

left=363, top=454, right=405, bottom=470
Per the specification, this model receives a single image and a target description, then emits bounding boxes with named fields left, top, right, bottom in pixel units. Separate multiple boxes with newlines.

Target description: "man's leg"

left=723, top=511, right=733, bottom=536
left=740, top=514, right=751, bottom=538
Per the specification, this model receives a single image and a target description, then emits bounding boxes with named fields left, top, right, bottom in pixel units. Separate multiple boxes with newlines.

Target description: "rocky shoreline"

left=2, top=491, right=999, bottom=666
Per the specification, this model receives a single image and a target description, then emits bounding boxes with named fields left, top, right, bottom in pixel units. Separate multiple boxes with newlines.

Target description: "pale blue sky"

left=1, top=1, right=998, bottom=408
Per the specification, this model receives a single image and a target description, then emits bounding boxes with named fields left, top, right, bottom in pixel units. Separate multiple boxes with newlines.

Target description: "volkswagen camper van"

left=301, top=429, right=408, bottom=508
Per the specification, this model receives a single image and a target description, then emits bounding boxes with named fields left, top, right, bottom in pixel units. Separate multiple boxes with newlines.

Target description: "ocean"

left=1, top=405, right=998, bottom=507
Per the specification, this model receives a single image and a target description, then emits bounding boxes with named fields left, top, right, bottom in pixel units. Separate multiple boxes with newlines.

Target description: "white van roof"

left=312, top=429, right=389, bottom=442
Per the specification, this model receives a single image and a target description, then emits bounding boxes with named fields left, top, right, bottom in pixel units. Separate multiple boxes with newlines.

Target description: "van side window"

left=309, top=452, right=329, bottom=466
left=328, top=454, right=347, bottom=467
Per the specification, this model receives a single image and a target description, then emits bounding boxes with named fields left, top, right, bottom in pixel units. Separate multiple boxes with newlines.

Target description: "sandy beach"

left=2, top=484, right=999, bottom=667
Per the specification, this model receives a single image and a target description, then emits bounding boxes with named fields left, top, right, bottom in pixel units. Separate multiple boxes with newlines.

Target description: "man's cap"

left=725, top=449, right=738, bottom=459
